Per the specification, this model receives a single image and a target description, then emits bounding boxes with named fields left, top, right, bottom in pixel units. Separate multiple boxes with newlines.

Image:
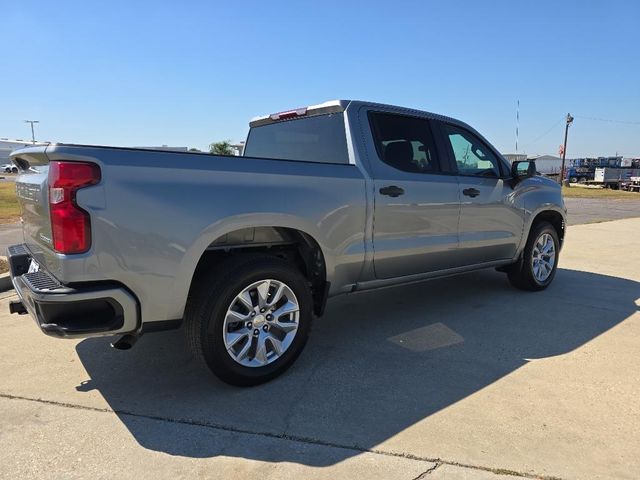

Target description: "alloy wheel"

left=531, top=233, right=556, bottom=283
left=222, top=279, right=300, bottom=367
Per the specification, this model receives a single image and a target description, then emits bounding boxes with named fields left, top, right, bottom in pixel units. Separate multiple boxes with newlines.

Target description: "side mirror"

left=511, top=160, right=536, bottom=182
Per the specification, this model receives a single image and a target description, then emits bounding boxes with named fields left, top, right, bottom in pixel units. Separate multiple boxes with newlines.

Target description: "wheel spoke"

left=274, top=319, right=297, bottom=333
left=256, top=280, right=271, bottom=307
left=267, top=284, right=286, bottom=307
left=540, top=262, right=548, bottom=278
left=226, top=310, right=248, bottom=324
left=254, top=339, right=268, bottom=364
left=234, top=337, right=252, bottom=361
left=226, top=331, right=249, bottom=350
left=237, top=291, right=254, bottom=310
left=268, top=336, right=284, bottom=355
left=273, top=300, right=299, bottom=319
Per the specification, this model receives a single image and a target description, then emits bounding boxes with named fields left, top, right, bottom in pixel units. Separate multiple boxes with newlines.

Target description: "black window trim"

left=435, top=121, right=511, bottom=179
left=367, top=110, right=457, bottom=176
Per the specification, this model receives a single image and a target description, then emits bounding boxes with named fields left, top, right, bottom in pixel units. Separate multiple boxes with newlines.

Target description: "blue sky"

left=2, top=1, right=639, bottom=157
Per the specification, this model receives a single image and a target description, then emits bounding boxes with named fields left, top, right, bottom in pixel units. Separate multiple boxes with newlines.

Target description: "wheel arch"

left=514, top=206, right=566, bottom=263
left=530, top=209, right=566, bottom=248
left=172, top=218, right=333, bottom=320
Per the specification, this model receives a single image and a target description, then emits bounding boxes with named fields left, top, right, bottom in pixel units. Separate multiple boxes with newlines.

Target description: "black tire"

left=185, top=254, right=313, bottom=386
left=11, top=167, right=18, bottom=174
left=506, top=221, right=559, bottom=291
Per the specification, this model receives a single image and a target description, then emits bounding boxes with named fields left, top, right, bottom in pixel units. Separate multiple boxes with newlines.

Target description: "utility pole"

left=559, top=113, right=574, bottom=184
left=515, top=100, right=520, bottom=153
left=24, top=120, right=39, bottom=143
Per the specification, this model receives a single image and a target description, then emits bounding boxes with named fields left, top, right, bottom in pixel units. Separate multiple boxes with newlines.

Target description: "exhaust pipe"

left=111, top=334, right=140, bottom=350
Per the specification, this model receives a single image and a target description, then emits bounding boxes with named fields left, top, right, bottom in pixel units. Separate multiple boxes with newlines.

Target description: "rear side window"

left=368, top=112, right=441, bottom=174
left=243, top=113, right=349, bottom=164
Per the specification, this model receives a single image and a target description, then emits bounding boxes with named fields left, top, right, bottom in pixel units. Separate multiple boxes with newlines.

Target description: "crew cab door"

left=436, top=122, right=523, bottom=266
left=366, top=111, right=460, bottom=279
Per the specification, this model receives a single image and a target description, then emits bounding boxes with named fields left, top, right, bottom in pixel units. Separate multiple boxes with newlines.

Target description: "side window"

left=369, top=112, right=441, bottom=174
left=441, top=124, right=502, bottom=178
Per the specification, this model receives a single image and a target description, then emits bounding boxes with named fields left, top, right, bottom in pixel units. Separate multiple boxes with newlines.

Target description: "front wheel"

left=185, top=254, right=313, bottom=386
left=506, top=222, right=559, bottom=291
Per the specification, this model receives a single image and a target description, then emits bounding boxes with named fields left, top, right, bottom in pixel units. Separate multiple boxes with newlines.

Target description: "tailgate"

left=10, top=147, right=56, bottom=264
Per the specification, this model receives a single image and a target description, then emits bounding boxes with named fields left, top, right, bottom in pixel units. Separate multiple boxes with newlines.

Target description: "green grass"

left=562, top=185, right=640, bottom=200
left=0, top=182, right=21, bottom=224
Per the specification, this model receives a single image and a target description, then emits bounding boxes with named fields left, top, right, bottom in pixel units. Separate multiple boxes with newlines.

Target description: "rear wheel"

left=185, top=254, right=313, bottom=386
left=506, top=221, right=559, bottom=291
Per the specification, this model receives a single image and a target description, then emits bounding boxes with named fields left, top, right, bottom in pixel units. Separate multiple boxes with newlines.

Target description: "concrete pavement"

left=0, top=218, right=639, bottom=479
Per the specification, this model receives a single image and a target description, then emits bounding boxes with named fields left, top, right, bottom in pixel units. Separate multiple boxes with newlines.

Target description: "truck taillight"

left=48, top=161, right=101, bottom=254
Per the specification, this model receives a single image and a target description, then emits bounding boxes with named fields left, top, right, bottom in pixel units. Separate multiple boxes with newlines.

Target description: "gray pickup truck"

left=8, top=100, right=566, bottom=385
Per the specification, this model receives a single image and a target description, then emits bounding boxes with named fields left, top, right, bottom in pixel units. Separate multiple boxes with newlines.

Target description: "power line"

left=575, top=115, right=640, bottom=126
left=523, top=116, right=564, bottom=148
left=522, top=114, right=640, bottom=151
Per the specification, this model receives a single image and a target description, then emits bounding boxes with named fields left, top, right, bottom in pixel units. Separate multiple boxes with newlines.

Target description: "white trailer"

left=592, top=168, right=640, bottom=188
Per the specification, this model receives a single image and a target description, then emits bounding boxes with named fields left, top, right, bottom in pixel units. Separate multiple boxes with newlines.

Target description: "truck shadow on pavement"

left=75, top=268, right=639, bottom=466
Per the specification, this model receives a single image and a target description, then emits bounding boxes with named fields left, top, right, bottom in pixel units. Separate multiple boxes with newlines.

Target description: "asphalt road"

left=564, top=197, right=640, bottom=225
left=0, top=222, right=21, bottom=256
left=1, top=218, right=639, bottom=479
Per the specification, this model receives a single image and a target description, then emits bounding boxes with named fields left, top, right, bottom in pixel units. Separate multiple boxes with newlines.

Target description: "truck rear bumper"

left=7, top=244, right=139, bottom=339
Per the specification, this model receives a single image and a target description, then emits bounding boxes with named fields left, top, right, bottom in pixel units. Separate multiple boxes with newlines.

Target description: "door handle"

left=379, top=185, right=405, bottom=197
left=462, top=188, right=480, bottom=198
